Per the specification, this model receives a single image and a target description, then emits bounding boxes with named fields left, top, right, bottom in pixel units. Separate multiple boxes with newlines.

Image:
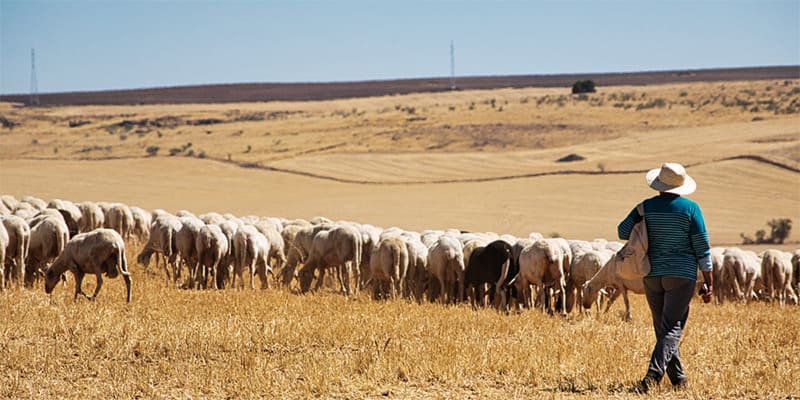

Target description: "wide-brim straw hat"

left=645, top=162, right=696, bottom=195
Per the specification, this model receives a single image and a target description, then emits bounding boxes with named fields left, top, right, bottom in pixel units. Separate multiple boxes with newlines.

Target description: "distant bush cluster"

left=741, top=218, right=792, bottom=244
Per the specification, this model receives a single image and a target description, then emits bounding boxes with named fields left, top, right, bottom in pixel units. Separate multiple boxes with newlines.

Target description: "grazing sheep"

left=282, top=223, right=332, bottom=287
left=252, top=219, right=287, bottom=279
left=723, top=247, right=763, bottom=303
left=401, top=232, right=430, bottom=302
left=357, top=223, right=383, bottom=290
left=176, top=215, right=205, bottom=288
left=195, top=224, right=229, bottom=289
left=426, top=235, right=465, bottom=304
left=369, top=235, right=409, bottom=300
left=26, top=211, right=69, bottom=287
left=1, top=215, right=30, bottom=288
left=102, top=202, right=134, bottom=240
left=47, top=199, right=82, bottom=238
left=129, top=206, right=152, bottom=243
left=566, top=248, right=614, bottom=314
left=232, top=225, right=271, bottom=289
left=137, top=214, right=182, bottom=283
left=44, top=229, right=132, bottom=303
left=709, top=247, right=729, bottom=304
left=761, top=249, right=798, bottom=306
left=463, top=239, right=518, bottom=310
left=76, top=201, right=105, bottom=233
left=581, top=255, right=645, bottom=321
left=298, top=224, right=362, bottom=295
left=514, top=238, right=572, bottom=316
left=216, top=219, right=242, bottom=287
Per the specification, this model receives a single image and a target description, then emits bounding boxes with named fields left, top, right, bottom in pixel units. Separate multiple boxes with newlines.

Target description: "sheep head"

left=43, top=266, right=63, bottom=294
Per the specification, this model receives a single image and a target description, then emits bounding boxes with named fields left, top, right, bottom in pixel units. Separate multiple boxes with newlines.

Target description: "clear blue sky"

left=1, top=0, right=798, bottom=94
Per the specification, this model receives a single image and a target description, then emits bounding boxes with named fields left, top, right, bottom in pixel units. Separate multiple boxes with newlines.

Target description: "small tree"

left=767, top=218, right=792, bottom=244
left=572, top=80, right=596, bottom=94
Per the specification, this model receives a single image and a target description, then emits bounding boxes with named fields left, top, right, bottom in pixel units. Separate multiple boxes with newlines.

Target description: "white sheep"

left=176, top=215, right=205, bottom=288
left=137, top=214, right=182, bottom=284
left=195, top=224, right=229, bottom=289
left=232, top=225, right=271, bottom=289
left=581, top=256, right=645, bottom=321
left=129, top=206, right=152, bottom=243
left=44, top=228, right=132, bottom=303
left=722, top=247, right=763, bottom=303
left=426, top=235, right=465, bottom=304
left=298, top=223, right=362, bottom=295
left=761, top=249, right=798, bottom=306
left=566, top=248, right=614, bottom=314
left=25, top=211, right=69, bottom=287
left=1, top=215, right=30, bottom=288
left=514, top=238, right=572, bottom=316
left=369, top=235, right=409, bottom=300
left=76, top=201, right=105, bottom=233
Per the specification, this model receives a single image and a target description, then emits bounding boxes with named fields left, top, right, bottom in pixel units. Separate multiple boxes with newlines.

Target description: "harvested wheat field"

left=1, top=78, right=800, bottom=399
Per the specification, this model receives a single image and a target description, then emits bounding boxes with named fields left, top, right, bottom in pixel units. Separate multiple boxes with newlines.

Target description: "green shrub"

left=571, top=80, right=596, bottom=94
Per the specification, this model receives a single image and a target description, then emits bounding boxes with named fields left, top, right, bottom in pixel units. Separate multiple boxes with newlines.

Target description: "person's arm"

left=617, top=205, right=641, bottom=240
left=691, top=205, right=713, bottom=301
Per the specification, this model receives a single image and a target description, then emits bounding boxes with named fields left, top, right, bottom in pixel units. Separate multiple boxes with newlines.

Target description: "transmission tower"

left=29, top=48, right=39, bottom=106
left=449, top=40, right=456, bottom=90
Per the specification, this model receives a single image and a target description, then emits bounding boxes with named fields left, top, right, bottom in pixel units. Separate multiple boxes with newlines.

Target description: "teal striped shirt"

left=618, top=193, right=712, bottom=280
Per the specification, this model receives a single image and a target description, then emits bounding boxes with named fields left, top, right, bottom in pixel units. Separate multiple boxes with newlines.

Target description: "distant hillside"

left=1, top=66, right=798, bottom=106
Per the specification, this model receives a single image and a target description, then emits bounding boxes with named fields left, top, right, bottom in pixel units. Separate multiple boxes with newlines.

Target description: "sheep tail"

left=119, top=245, right=131, bottom=276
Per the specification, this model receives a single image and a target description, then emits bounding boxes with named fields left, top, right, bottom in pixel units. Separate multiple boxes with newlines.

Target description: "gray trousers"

left=643, top=276, right=695, bottom=384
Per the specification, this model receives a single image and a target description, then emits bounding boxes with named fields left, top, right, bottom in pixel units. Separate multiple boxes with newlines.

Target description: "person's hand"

left=701, top=285, right=713, bottom=303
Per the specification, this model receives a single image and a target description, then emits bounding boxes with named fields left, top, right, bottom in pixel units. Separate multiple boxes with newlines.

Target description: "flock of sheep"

left=1, top=194, right=798, bottom=318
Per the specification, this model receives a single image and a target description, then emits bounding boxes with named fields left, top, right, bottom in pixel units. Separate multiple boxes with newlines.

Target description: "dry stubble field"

left=1, top=79, right=799, bottom=398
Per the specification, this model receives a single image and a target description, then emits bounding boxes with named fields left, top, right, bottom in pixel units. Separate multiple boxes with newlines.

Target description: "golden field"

left=1, top=78, right=800, bottom=398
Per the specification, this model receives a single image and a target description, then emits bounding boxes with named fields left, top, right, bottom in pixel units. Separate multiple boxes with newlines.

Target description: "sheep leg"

left=604, top=289, right=622, bottom=313
left=161, top=254, right=172, bottom=283
left=73, top=271, right=85, bottom=301
left=314, top=267, right=326, bottom=291
left=340, top=263, right=352, bottom=296
left=89, top=274, right=103, bottom=301
left=212, top=260, right=220, bottom=290
left=622, top=290, right=632, bottom=321
left=123, top=273, right=132, bottom=303
left=249, top=260, right=256, bottom=290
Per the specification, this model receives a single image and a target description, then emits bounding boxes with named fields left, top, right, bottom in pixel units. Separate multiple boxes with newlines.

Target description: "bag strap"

left=636, top=202, right=645, bottom=217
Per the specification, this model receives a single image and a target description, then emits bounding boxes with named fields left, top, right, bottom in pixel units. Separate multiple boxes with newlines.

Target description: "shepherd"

left=617, top=163, right=713, bottom=393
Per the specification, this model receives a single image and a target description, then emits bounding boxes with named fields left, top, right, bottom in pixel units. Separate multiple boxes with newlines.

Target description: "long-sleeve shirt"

left=618, top=193, right=712, bottom=281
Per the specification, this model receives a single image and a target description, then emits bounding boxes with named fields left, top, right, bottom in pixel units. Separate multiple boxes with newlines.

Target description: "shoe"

left=671, top=379, right=688, bottom=391
left=632, top=375, right=659, bottom=394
